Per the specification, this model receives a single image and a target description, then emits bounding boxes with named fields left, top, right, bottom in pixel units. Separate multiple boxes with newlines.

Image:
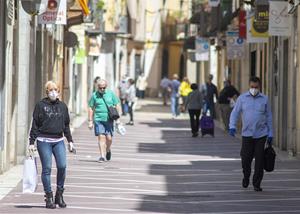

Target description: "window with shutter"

left=7, top=0, right=15, bottom=26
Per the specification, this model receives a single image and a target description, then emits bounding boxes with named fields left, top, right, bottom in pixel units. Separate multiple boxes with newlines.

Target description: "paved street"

left=1, top=100, right=300, bottom=213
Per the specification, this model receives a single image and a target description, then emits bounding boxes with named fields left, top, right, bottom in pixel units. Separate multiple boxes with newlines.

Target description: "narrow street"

left=1, top=100, right=300, bottom=214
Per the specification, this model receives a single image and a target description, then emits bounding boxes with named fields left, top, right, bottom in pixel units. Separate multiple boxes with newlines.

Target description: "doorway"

left=280, top=39, right=289, bottom=151
left=250, top=51, right=256, bottom=77
left=0, top=0, right=5, bottom=151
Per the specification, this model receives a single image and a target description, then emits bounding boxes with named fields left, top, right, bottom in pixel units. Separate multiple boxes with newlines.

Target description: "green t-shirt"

left=88, top=90, right=120, bottom=122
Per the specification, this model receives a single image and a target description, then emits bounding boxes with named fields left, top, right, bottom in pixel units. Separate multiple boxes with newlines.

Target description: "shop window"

left=135, top=54, right=142, bottom=78
left=263, top=43, right=268, bottom=94
left=161, top=49, right=168, bottom=78
left=260, top=50, right=263, bottom=92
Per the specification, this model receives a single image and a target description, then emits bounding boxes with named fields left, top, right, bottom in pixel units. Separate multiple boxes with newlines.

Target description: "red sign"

left=239, top=10, right=246, bottom=39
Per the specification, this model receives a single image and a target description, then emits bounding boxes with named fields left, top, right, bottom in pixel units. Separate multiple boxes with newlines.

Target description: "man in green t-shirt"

left=88, top=79, right=120, bottom=162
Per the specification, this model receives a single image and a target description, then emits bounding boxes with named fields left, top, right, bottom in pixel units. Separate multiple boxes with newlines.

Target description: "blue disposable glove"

left=267, top=137, right=273, bottom=146
left=228, top=128, right=236, bottom=137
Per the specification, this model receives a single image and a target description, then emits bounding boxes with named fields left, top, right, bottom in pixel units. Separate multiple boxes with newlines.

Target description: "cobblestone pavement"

left=1, top=99, right=300, bottom=213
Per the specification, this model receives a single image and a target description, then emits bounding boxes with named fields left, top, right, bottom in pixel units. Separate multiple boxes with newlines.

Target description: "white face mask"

left=249, top=88, right=259, bottom=96
left=48, top=90, right=58, bottom=101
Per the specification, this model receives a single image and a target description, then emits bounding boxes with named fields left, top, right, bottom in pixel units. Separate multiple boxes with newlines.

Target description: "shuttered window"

left=7, top=0, right=15, bottom=25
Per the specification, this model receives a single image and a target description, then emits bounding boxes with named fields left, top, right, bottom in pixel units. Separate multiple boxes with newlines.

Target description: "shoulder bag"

left=101, top=96, right=120, bottom=121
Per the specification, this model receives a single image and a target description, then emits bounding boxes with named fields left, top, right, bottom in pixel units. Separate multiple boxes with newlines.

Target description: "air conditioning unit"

left=288, top=0, right=300, bottom=14
left=20, top=0, right=48, bottom=16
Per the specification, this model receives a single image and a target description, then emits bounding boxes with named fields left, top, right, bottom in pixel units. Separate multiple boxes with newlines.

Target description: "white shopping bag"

left=116, top=123, right=126, bottom=136
left=22, top=157, right=38, bottom=194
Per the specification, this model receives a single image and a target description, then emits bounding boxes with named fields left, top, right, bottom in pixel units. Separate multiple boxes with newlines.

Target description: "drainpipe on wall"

left=290, top=14, right=298, bottom=156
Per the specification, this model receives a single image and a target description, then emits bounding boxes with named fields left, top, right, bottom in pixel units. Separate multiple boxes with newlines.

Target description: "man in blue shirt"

left=201, top=74, right=218, bottom=118
left=170, top=74, right=181, bottom=118
left=160, top=76, right=171, bottom=106
left=229, top=77, right=273, bottom=192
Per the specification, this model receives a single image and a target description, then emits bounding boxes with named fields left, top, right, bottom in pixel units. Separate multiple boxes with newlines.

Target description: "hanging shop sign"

left=247, top=11, right=268, bottom=43
left=38, top=0, right=66, bottom=25
left=239, top=10, right=246, bottom=39
left=269, top=1, right=291, bottom=36
left=208, top=0, right=220, bottom=7
left=252, top=4, right=269, bottom=37
left=195, top=36, right=209, bottom=61
left=226, top=31, right=245, bottom=60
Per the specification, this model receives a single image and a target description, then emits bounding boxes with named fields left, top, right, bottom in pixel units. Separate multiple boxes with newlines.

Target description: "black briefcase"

left=264, top=145, right=276, bottom=172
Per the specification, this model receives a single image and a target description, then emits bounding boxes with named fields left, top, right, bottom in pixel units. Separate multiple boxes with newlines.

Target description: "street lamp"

left=20, top=0, right=48, bottom=15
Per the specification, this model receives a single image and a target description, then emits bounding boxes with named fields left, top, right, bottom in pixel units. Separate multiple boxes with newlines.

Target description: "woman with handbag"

left=88, top=79, right=121, bottom=162
left=28, top=81, right=76, bottom=209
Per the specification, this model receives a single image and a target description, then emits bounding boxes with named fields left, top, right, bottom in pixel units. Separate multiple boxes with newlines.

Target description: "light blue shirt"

left=160, top=78, right=171, bottom=88
left=229, top=92, right=273, bottom=138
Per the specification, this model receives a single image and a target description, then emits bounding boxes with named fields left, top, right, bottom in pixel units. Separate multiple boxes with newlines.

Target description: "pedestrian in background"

left=185, top=83, right=203, bottom=137
left=136, top=72, right=148, bottom=99
left=229, top=76, right=273, bottom=192
left=126, top=78, right=136, bottom=125
left=28, top=81, right=76, bottom=209
left=170, top=74, right=181, bottom=118
left=160, top=75, right=171, bottom=106
left=218, top=80, right=239, bottom=131
left=179, top=77, right=192, bottom=112
left=201, top=74, right=218, bottom=118
left=118, top=75, right=128, bottom=116
left=88, top=79, right=120, bottom=163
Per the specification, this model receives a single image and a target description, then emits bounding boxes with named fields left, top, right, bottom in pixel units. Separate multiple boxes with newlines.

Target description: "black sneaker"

left=98, top=157, right=105, bottom=163
left=242, top=178, right=249, bottom=188
left=106, top=151, right=111, bottom=161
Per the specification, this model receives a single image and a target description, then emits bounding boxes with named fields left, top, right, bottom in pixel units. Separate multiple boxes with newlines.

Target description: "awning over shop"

left=67, top=10, right=83, bottom=27
left=67, top=0, right=90, bottom=27
left=77, top=0, right=90, bottom=15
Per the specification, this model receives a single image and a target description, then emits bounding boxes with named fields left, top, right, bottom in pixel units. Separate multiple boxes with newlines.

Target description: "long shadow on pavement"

left=136, top=119, right=300, bottom=213
left=138, top=119, right=240, bottom=158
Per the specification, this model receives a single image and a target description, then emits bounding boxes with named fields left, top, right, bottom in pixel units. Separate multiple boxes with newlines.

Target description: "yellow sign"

left=251, top=16, right=269, bottom=38
left=251, top=4, right=269, bottom=38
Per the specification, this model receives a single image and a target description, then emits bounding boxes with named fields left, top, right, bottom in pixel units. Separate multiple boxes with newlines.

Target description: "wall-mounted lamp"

left=288, top=0, right=300, bottom=14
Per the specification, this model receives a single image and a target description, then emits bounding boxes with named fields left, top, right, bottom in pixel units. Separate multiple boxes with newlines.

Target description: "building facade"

left=0, top=0, right=88, bottom=175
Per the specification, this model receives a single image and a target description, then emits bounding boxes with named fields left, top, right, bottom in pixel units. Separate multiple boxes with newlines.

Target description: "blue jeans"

left=94, top=120, right=114, bottom=136
left=37, top=140, right=66, bottom=193
left=171, top=96, right=179, bottom=116
left=203, top=101, right=215, bottom=118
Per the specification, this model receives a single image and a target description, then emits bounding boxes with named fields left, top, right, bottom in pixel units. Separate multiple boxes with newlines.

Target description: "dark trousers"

left=137, top=90, right=145, bottom=99
left=241, top=136, right=267, bottom=187
left=162, top=88, right=170, bottom=105
left=120, top=98, right=128, bottom=115
left=188, top=109, right=201, bottom=134
left=203, top=101, right=215, bottom=118
left=127, top=102, right=134, bottom=122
